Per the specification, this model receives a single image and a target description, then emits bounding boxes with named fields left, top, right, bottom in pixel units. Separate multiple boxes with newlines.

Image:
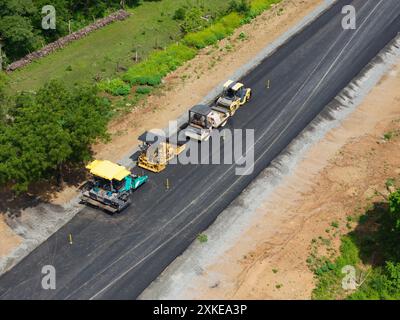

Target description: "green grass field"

left=7, top=0, right=230, bottom=93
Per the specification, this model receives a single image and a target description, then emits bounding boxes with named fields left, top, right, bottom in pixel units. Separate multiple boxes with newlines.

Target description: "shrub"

left=384, top=131, right=394, bottom=140
left=123, top=44, right=197, bottom=86
left=180, top=7, right=207, bottom=34
left=389, top=189, right=400, bottom=230
left=249, top=0, right=282, bottom=18
left=220, top=12, right=242, bottom=29
left=228, top=0, right=251, bottom=15
left=198, top=234, right=208, bottom=243
left=173, top=7, right=186, bottom=21
left=238, top=31, right=247, bottom=40
left=241, top=16, right=252, bottom=24
left=183, top=12, right=242, bottom=49
left=331, top=221, right=339, bottom=228
left=98, top=78, right=131, bottom=96
left=136, top=86, right=152, bottom=95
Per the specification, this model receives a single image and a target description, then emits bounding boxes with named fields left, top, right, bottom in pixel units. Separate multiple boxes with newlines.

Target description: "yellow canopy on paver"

left=86, top=160, right=130, bottom=181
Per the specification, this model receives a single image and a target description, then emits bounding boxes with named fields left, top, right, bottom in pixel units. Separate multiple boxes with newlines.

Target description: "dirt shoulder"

left=0, top=0, right=323, bottom=262
left=187, top=61, right=400, bottom=300
left=0, top=220, right=22, bottom=258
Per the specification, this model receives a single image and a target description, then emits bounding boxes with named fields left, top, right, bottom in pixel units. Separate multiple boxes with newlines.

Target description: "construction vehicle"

left=81, top=160, right=148, bottom=213
left=185, top=104, right=230, bottom=141
left=137, top=131, right=186, bottom=173
left=214, top=80, right=252, bottom=115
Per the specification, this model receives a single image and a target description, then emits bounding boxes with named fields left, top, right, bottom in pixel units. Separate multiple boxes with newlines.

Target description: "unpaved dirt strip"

left=0, top=219, right=21, bottom=258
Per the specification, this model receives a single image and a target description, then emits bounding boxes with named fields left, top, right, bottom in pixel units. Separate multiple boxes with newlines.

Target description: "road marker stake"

left=266, top=80, right=271, bottom=89
left=166, top=178, right=170, bottom=190
left=68, top=234, right=73, bottom=245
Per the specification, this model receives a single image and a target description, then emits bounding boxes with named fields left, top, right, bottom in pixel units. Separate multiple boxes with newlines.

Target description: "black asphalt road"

left=1, top=0, right=400, bottom=300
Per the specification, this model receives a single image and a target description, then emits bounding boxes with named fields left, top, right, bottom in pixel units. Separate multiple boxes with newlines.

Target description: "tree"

left=0, top=80, right=111, bottom=191
left=0, top=0, right=36, bottom=17
left=389, top=189, right=400, bottom=230
left=0, top=0, right=142, bottom=62
left=0, top=71, right=6, bottom=99
left=0, top=15, right=42, bottom=60
left=0, top=71, right=9, bottom=123
left=173, top=7, right=186, bottom=21
left=180, top=7, right=207, bottom=34
left=0, top=0, right=42, bottom=61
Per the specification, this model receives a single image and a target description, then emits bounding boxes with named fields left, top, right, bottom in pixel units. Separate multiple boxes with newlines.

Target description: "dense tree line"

left=0, top=74, right=111, bottom=191
left=0, top=0, right=142, bottom=64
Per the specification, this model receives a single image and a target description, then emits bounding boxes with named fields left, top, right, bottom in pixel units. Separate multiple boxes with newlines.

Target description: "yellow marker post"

left=266, top=80, right=270, bottom=89
left=68, top=234, right=73, bottom=245
left=166, top=178, right=170, bottom=190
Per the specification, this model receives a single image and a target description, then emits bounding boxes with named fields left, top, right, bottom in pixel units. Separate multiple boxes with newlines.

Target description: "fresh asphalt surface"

left=1, top=0, right=400, bottom=300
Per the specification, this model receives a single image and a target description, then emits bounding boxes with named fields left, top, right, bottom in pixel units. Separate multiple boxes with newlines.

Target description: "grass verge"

left=104, top=0, right=282, bottom=100
left=7, top=0, right=230, bottom=93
